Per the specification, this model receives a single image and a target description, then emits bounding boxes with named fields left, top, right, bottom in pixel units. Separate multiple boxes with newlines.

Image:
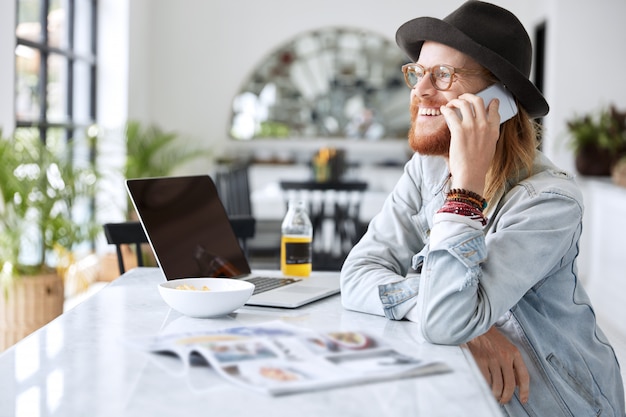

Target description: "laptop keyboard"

left=247, top=277, right=301, bottom=295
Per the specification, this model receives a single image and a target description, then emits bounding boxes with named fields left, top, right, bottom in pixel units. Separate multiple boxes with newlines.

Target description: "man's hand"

left=441, top=93, right=501, bottom=195
left=466, top=326, right=529, bottom=404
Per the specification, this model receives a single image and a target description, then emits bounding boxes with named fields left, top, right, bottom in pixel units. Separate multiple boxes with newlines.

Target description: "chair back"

left=103, top=216, right=256, bottom=276
left=214, top=160, right=258, bottom=261
left=227, top=215, right=256, bottom=256
left=103, top=221, right=149, bottom=275
left=215, top=160, right=252, bottom=216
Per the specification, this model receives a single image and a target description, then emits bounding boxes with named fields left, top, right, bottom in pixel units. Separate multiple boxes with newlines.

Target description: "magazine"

left=128, top=321, right=450, bottom=395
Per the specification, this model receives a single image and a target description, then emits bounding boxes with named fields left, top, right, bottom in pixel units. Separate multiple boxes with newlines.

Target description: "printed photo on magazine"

left=127, top=321, right=450, bottom=395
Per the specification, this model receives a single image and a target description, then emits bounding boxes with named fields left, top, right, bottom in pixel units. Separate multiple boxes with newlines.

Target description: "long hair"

left=484, top=106, right=541, bottom=205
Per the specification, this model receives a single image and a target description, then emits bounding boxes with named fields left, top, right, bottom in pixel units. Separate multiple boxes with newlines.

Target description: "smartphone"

left=455, top=83, right=518, bottom=124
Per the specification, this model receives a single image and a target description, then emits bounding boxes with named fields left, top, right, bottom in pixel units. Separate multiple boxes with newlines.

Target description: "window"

left=14, top=0, right=98, bottom=259
left=15, top=0, right=97, bottom=159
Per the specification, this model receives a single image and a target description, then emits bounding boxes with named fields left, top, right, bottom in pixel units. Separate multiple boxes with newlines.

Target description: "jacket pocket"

left=546, top=353, right=602, bottom=416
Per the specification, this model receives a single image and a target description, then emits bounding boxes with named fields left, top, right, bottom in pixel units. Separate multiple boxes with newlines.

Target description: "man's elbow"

left=421, top=317, right=473, bottom=345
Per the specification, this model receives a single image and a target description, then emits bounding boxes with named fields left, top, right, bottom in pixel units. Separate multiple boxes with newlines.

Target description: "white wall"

left=95, top=0, right=131, bottom=223
left=543, top=0, right=626, bottom=173
left=126, top=0, right=546, bottom=162
left=98, top=0, right=129, bottom=131
left=1, top=0, right=625, bottom=167
left=0, top=1, right=15, bottom=135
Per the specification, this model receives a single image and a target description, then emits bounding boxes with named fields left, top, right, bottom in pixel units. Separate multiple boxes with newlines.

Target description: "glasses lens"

left=432, top=66, right=453, bottom=90
left=403, top=65, right=423, bottom=88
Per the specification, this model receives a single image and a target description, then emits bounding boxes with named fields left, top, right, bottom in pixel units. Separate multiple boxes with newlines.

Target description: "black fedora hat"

left=396, top=1, right=549, bottom=118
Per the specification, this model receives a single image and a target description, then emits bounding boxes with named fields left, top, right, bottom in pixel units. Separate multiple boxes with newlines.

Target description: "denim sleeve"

left=434, top=230, right=487, bottom=291
left=417, top=181, right=584, bottom=345
left=379, top=275, right=421, bottom=320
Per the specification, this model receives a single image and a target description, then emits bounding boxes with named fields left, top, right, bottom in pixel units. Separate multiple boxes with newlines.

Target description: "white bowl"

left=158, top=278, right=255, bottom=318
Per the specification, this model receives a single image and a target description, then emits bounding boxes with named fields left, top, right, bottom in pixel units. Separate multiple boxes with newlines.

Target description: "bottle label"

left=284, top=241, right=312, bottom=264
left=281, top=236, right=312, bottom=277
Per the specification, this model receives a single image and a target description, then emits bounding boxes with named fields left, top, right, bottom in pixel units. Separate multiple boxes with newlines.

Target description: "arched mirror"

left=229, top=27, right=410, bottom=141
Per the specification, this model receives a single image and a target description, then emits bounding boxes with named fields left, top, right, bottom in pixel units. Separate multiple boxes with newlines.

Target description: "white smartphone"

left=455, top=83, right=518, bottom=124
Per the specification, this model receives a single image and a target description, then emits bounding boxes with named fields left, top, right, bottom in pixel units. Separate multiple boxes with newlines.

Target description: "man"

left=340, top=1, right=625, bottom=416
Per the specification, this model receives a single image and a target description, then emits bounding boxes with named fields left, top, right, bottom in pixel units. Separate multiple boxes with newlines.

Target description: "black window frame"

left=14, top=0, right=99, bottom=254
left=14, top=0, right=98, bottom=150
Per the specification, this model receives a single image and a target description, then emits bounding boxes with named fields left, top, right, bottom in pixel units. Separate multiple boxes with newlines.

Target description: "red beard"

left=408, top=99, right=451, bottom=156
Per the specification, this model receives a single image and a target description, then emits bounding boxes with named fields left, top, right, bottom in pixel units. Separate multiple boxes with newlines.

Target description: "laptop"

left=126, top=175, right=341, bottom=308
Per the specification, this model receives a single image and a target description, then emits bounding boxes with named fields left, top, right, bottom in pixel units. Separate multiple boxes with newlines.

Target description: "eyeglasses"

left=401, top=63, right=488, bottom=91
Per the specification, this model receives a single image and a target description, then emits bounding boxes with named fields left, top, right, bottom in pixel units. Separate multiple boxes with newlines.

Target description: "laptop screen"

left=126, top=175, right=251, bottom=280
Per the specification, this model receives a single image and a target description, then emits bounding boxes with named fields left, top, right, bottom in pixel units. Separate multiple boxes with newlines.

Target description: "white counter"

left=0, top=268, right=502, bottom=417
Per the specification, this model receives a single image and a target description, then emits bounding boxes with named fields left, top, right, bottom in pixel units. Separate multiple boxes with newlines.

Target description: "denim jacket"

left=341, top=152, right=625, bottom=416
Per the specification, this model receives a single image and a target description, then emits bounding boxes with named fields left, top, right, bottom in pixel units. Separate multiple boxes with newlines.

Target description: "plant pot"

left=575, top=145, right=616, bottom=176
left=0, top=272, right=64, bottom=351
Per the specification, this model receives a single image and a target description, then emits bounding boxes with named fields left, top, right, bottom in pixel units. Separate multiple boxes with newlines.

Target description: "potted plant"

left=123, top=120, right=213, bottom=218
left=0, top=129, right=99, bottom=350
left=99, top=121, right=214, bottom=280
left=566, top=105, right=626, bottom=176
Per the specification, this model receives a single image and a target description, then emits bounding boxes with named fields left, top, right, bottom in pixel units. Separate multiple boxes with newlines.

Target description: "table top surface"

left=0, top=267, right=502, bottom=417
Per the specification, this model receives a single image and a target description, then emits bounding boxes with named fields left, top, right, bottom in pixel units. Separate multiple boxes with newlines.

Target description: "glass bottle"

left=280, top=199, right=313, bottom=277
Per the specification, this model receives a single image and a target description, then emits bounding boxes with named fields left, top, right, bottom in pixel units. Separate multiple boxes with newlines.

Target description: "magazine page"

left=127, top=321, right=449, bottom=395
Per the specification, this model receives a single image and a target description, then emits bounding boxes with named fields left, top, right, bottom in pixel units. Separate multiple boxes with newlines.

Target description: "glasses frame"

left=401, top=63, right=488, bottom=91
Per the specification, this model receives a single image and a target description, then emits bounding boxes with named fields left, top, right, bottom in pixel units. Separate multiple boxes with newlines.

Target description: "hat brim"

left=396, top=17, right=549, bottom=118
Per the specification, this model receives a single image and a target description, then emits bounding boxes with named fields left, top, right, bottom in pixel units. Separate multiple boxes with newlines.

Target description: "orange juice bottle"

left=280, top=199, right=312, bottom=277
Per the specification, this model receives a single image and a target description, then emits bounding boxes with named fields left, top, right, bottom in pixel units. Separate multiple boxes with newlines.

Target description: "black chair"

left=227, top=215, right=256, bottom=256
left=215, top=160, right=253, bottom=217
left=279, top=180, right=368, bottom=270
left=103, top=216, right=257, bottom=276
left=103, top=221, right=149, bottom=275
left=215, top=160, right=280, bottom=268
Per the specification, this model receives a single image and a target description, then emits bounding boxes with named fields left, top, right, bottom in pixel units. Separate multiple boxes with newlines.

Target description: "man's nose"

left=413, top=73, right=436, bottom=96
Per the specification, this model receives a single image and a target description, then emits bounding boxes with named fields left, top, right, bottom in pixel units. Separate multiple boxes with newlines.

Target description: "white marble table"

left=0, top=268, right=503, bottom=417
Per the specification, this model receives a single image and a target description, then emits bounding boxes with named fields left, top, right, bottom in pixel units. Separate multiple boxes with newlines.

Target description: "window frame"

left=14, top=0, right=99, bottom=256
left=14, top=0, right=98, bottom=148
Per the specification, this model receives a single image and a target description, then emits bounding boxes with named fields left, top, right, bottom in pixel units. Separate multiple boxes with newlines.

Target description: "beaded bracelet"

left=447, top=188, right=488, bottom=211
left=437, top=200, right=488, bottom=226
